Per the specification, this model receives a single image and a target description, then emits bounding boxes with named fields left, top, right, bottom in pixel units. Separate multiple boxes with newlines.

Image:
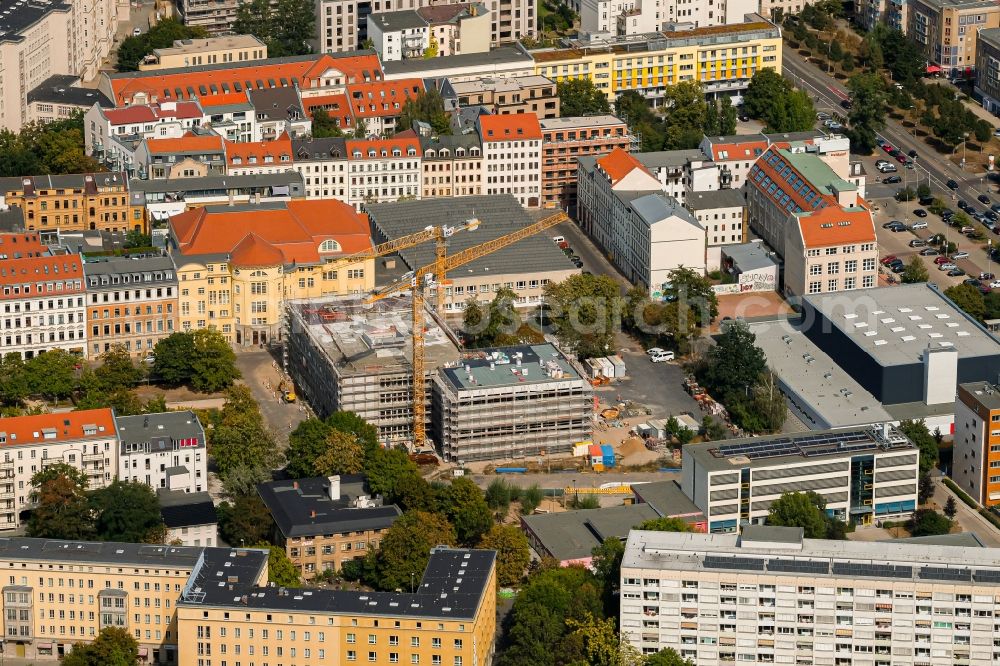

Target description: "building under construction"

left=285, top=295, right=461, bottom=446
left=432, top=344, right=593, bottom=462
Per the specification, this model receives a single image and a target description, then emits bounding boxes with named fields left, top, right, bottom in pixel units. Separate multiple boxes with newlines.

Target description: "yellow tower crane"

left=367, top=211, right=570, bottom=448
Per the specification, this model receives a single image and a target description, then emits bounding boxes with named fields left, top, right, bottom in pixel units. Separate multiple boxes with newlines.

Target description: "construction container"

left=608, top=355, right=627, bottom=378
left=585, top=357, right=604, bottom=379
left=600, top=444, right=616, bottom=468
left=596, top=357, right=615, bottom=379
left=588, top=444, right=604, bottom=467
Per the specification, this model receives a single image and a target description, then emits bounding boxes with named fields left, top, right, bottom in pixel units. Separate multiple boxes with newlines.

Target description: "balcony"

left=83, top=452, right=104, bottom=462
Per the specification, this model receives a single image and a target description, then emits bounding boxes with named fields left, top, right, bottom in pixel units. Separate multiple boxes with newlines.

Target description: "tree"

left=945, top=283, right=986, bottom=322
left=114, top=18, right=207, bottom=72
left=124, top=228, right=152, bottom=248
left=313, top=430, right=366, bottom=476
left=944, top=495, right=958, bottom=519
left=908, top=508, right=952, bottom=536
left=661, top=81, right=708, bottom=149
left=438, top=477, right=493, bottom=546
left=543, top=273, right=621, bottom=359
left=592, top=536, right=626, bottom=611
left=365, top=447, right=420, bottom=502
left=637, top=516, right=694, bottom=532
left=0, top=352, right=29, bottom=407
left=744, top=69, right=815, bottom=132
left=256, top=543, right=301, bottom=587
left=767, top=491, right=830, bottom=539
left=616, top=91, right=666, bottom=151
left=917, top=182, right=932, bottom=199
left=558, top=79, right=611, bottom=117
left=662, top=267, right=718, bottom=325
left=901, top=256, right=929, bottom=284
left=27, top=464, right=94, bottom=540
left=847, top=73, right=888, bottom=154
left=744, top=69, right=787, bottom=122
left=233, top=0, right=315, bottom=56
left=189, top=328, right=240, bottom=392
left=898, top=419, right=939, bottom=474
left=93, top=345, right=144, bottom=391
left=918, top=472, right=935, bottom=505
left=369, top=510, right=456, bottom=591
left=218, top=494, right=274, bottom=547
left=89, top=480, right=165, bottom=543
left=645, top=649, right=694, bottom=666
left=310, top=108, right=344, bottom=138
left=152, top=332, right=197, bottom=386
left=485, top=477, right=516, bottom=515
left=701, top=321, right=767, bottom=403
left=210, top=386, right=279, bottom=476
left=26, top=350, right=78, bottom=402
left=393, top=473, right=437, bottom=512
left=396, top=89, right=451, bottom=135
left=519, top=484, right=544, bottom=515
left=0, top=113, right=99, bottom=177
left=326, top=411, right=380, bottom=454
left=477, top=524, right=530, bottom=586
left=62, top=626, right=139, bottom=666
left=566, top=613, right=643, bottom=666
left=975, top=119, right=994, bottom=143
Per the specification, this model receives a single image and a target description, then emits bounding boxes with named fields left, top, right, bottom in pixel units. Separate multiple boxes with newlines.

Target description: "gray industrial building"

left=431, top=344, right=593, bottom=462
left=801, top=283, right=1000, bottom=405
left=284, top=294, right=461, bottom=446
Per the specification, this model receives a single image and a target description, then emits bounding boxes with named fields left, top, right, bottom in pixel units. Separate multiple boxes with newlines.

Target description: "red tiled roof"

left=224, top=134, right=293, bottom=166
left=798, top=206, right=875, bottom=248
left=0, top=254, right=84, bottom=299
left=346, top=79, right=424, bottom=118
left=595, top=147, right=651, bottom=185
left=0, top=233, right=47, bottom=257
left=198, top=91, right=252, bottom=108
left=169, top=199, right=372, bottom=267
left=0, top=409, right=116, bottom=446
left=706, top=140, right=768, bottom=161
left=345, top=131, right=421, bottom=160
left=108, top=53, right=383, bottom=105
left=479, top=112, right=542, bottom=141
left=144, top=132, right=225, bottom=155
left=101, top=101, right=203, bottom=125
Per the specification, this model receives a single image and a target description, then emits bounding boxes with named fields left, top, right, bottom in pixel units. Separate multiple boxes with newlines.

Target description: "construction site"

left=431, top=344, right=594, bottom=463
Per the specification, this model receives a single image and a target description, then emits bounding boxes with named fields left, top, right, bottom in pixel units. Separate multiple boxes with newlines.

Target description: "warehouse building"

left=284, top=294, right=461, bottom=446
left=681, top=425, right=919, bottom=532
left=431, top=344, right=593, bottom=462
left=801, top=283, right=1000, bottom=405
left=620, top=525, right=1000, bottom=665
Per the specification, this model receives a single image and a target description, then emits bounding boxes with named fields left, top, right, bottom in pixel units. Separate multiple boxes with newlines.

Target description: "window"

left=862, top=258, right=877, bottom=271
left=827, top=262, right=839, bottom=275
left=809, top=265, right=822, bottom=276
left=319, top=239, right=341, bottom=252
left=808, top=281, right=822, bottom=294
left=862, top=275, right=874, bottom=288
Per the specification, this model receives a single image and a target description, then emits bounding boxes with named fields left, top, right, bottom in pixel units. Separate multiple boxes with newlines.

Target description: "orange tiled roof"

left=797, top=206, right=875, bottom=248
left=0, top=232, right=47, bottom=257
left=108, top=53, right=383, bottom=105
left=0, top=409, right=116, bottom=446
left=479, top=112, right=542, bottom=141
left=0, top=255, right=84, bottom=298
left=595, top=147, right=652, bottom=185
left=145, top=132, right=225, bottom=155
left=169, top=199, right=372, bottom=267
left=224, top=134, right=293, bottom=166
left=346, top=79, right=424, bottom=118
left=199, top=91, right=252, bottom=108
left=706, top=139, right=768, bottom=161
left=345, top=131, right=421, bottom=160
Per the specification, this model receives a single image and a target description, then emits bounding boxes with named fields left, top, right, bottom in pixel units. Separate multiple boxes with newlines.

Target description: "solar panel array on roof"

left=767, top=559, right=830, bottom=575
left=714, top=429, right=884, bottom=460
left=703, top=556, right=766, bottom=571
left=716, top=437, right=798, bottom=460
left=831, top=562, right=912, bottom=579
left=974, top=569, right=1000, bottom=583
left=919, top=567, right=971, bottom=582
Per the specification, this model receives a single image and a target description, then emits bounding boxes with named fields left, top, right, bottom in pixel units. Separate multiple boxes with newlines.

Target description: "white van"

left=650, top=351, right=675, bottom=363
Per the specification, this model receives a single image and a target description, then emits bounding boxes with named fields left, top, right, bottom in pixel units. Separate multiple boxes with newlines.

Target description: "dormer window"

left=319, top=240, right=341, bottom=252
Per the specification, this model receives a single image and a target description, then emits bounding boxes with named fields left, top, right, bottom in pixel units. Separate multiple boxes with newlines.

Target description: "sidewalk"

left=932, top=475, right=1000, bottom=547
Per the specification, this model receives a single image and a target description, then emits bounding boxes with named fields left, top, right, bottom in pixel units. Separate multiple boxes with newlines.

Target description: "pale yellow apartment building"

left=138, top=35, right=268, bottom=71
left=166, top=199, right=375, bottom=347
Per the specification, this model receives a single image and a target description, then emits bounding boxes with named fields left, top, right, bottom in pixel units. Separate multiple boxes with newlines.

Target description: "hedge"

left=979, top=508, right=1000, bottom=531
left=943, top=477, right=977, bottom=509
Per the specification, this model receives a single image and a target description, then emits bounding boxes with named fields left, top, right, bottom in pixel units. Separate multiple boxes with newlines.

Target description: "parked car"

left=958, top=200, right=970, bottom=211
left=965, top=278, right=982, bottom=287
left=952, top=251, right=971, bottom=259
left=552, top=235, right=565, bottom=244
left=817, top=112, right=831, bottom=120
left=881, top=255, right=898, bottom=265
left=909, top=239, right=927, bottom=247
left=938, top=262, right=958, bottom=271
left=911, top=220, right=928, bottom=229
left=991, top=280, right=1000, bottom=289
left=981, top=272, right=996, bottom=280
left=891, top=263, right=907, bottom=273
left=949, top=267, right=966, bottom=277
left=878, top=164, right=898, bottom=173
left=888, top=222, right=908, bottom=231
left=979, top=194, right=992, bottom=205
left=132, top=27, right=142, bottom=36
left=908, top=150, right=919, bottom=158
left=948, top=179, right=960, bottom=189
left=896, top=154, right=908, bottom=163
left=646, top=347, right=666, bottom=356
left=934, top=256, right=952, bottom=265
left=986, top=210, right=998, bottom=221
left=920, top=248, right=939, bottom=256
left=650, top=351, right=675, bottom=363
left=882, top=143, right=895, bottom=153
left=883, top=175, right=902, bottom=184
left=928, top=234, right=945, bottom=244
left=882, top=221, right=902, bottom=229
left=959, top=227, right=976, bottom=235
left=991, top=203, right=1000, bottom=214
left=919, top=195, right=935, bottom=206
left=913, top=209, right=927, bottom=217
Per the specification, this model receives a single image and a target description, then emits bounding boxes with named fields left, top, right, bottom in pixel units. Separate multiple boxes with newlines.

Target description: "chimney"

left=328, top=475, right=340, bottom=501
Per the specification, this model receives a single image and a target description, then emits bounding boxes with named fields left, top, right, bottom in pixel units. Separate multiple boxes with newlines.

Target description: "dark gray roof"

left=83, top=255, right=177, bottom=287
left=129, top=171, right=304, bottom=194
left=258, top=476, right=402, bottom=538
left=27, top=75, right=113, bottom=108
left=685, top=188, right=746, bottom=211
left=418, top=132, right=482, bottom=156
left=0, top=536, right=205, bottom=567
left=158, top=490, right=217, bottom=528
left=185, top=547, right=495, bottom=619
left=635, top=149, right=705, bottom=169
left=521, top=504, right=660, bottom=561
left=0, top=173, right=127, bottom=194
left=382, top=45, right=531, bottom=75
left=249, top=86, right=304, bottom=121
left=370, top=9, right=427, bottom=30
left=365, top=195, right=577, bottom=279
left=293, top=137, right=348, bottom=160
left=0, top=205, right=25, bottom=233
left=631, top=479, right=704, bottom=519
left=740, top=525, right=804, bottom=545
left=0, top=0, right=71, bottom=44
left=115, top=411, right=205, bottom=450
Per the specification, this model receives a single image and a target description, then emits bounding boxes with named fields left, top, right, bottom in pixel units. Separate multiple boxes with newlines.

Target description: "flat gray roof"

left=635, top=149, right=705, bottom=169
left=130, top=172, right=304, bottom=193
left=365, top=195, right=577, bottom=280
left=382, top=45, right=532, bottom=75
left=539, top=115, right=625, bottom=130
left=630, top=193, right=700, bottom=229
left=747, top=322, right=893, bottom=429
left=685, top=423, right=914, bottom=473
left=960, top=381, right=1000, bottom=410
left=522, top=504, right=659, bottom=561
left=742, top=525, right=803, bottom=544
left=441, top=344, right=583, bottom=390
left=804, top=283, right=1000, bottom=367
left=116, top=411, right=205, bottom=448
left=631, top=480, right=704, bottom=519
left=720, top=242, right=776, bottom=273
left=369, top=9, right=427, bottom=30
left=685, top=188, right=746, bottom=211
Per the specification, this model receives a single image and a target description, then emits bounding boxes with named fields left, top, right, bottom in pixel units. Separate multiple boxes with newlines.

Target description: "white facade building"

left=84, top=101, right=205, bottom=160
left=682, top=425, right=919, bottom=532
left=345, top=135, right=422, bottom=208
left=685, top=188, right=746, bottom=271
left=479, top=113, right=542, bottom=208
left=621, top=525, right=1000, bottom=665
left=580, top=0, right=758, bottom=36
left=115, top=411, right=207, bottom=494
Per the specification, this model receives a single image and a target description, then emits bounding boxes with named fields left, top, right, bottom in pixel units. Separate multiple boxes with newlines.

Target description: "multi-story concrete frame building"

left=83, top=256, right=178, bottom=358
left=539, top=115, right=630, bottom=212
left=621, top=526, right=1000, bottom=665
left=131, top=172, right=306, bottom=220
left=0, top=409, right=117, bottom=531
left=480, top=113, right=542, bottom=208
left=953, top=381, right=1000, bottom=506
left=116, top=411, right=206, bottom=494
left=168, top=199, right=373, bottom=347
left=975, top=28, right=1000, bottom=114
left=431, top=344, right=593, bottom=462
left=0, top=250, right=87, bottom=360
left=26, top=74, right=114, bottom=126
left=682, top=425, right=919, bottom=532
left=0, top=173, right=143, bottom=235
left=909, top=0, right=1000, bottom=78
left=446, top=75, right=559, bottom=117
left=257, top=475, right=401, bottom=578
left=138, top=35, right=267, bottom=71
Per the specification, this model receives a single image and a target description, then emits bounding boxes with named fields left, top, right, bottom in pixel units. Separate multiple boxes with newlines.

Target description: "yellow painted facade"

left=532, top=22, right=782, bottom=101
left=174, top=258, right=373, bottom=346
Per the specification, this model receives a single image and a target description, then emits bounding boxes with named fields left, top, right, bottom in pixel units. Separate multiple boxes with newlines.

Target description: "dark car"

left=919, top=248, right=940, bottom=256
left=941, top=208, right=954, bottom=218
left=987, top=210, right=998, bottom=221
left=992, top=203, right=1000, bottom=214
left=980, top=194, right=992, bottom=205
left=883, top=175, right=902, bottom=184
left=840, top=99, right=851, bottom=109
left=948, top=179, right=960, bottom=189
left=919, top=195, right=935, bottom=206
left=913, top=209, right=928, bottom=217
left=891, top=263, right=906, bottom=273
left=908, top=150, right=919, bottom=158
left=965, top=278, right=982, bottom=287
left=949, top=267, right=967, bottom=277
left=958, top=200, right=970, bottom=210
left=882, top=221, right=902, bottom=229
